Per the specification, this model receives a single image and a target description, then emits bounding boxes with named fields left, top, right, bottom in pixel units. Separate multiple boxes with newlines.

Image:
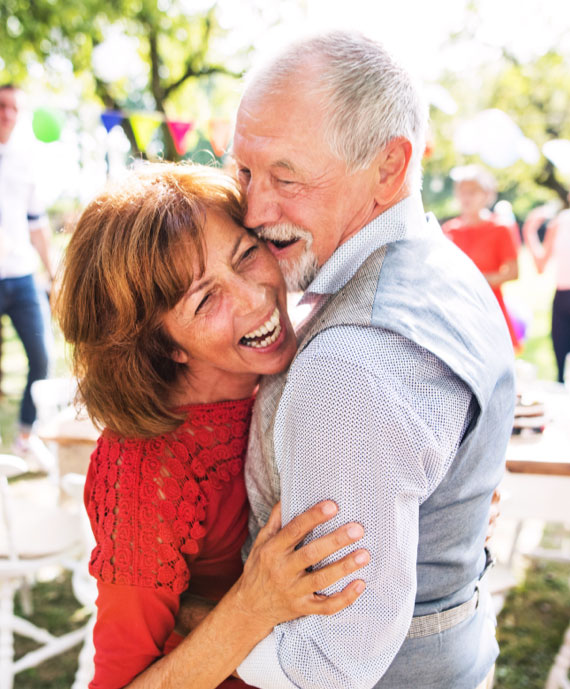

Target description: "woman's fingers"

left=237, top=502, right=369, bottom=628
left=309, top=579, right=367, bottom=616
left=304, top=548, right=370, bottom=594
left=266, top=500, right=339, bottom=552
left=292, top=522, right=365, bottom=571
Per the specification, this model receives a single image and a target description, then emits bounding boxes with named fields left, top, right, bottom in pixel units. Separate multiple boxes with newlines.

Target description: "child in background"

left=443, top=165, right=520, bottom=350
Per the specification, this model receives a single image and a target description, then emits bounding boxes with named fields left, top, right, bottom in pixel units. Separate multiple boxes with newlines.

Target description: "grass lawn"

left=2, top=247, right=569, bottom=688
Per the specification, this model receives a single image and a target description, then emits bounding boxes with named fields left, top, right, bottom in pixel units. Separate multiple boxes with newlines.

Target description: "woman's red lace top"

left=84, top=397, right=255, bottom=689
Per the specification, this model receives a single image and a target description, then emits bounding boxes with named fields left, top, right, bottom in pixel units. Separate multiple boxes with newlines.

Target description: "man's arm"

left=238, top=327, right=472, bottom=689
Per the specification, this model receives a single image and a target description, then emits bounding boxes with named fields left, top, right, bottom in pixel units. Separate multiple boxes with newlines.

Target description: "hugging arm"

left=93, top=501, right=367, bottom=689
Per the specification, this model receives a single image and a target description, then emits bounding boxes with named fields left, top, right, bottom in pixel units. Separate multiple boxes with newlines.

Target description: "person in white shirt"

left=0, top=83, right=54, bottom=451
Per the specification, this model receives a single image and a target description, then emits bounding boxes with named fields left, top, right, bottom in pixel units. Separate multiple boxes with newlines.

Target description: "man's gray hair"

left=246, top=31, right=428, bottom=191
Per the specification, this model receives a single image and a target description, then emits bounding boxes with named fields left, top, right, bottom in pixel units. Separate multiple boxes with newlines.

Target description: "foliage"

left=424, top=45, right=570, bottom=218
left=0, top=0, right=249, bottom=159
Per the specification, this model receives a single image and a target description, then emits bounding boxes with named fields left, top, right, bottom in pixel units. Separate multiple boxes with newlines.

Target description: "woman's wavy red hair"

left=55, top=162, right=244, bottom=438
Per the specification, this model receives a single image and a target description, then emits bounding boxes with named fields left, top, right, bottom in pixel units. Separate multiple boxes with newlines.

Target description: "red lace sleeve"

left=84, top=398, right=253, bottom=596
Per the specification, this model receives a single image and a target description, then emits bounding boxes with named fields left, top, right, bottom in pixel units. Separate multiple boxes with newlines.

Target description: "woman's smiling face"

left=163, top=210, right=297, bottom=403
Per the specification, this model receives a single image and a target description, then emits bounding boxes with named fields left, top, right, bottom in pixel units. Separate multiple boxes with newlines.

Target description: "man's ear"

left=374, top=137, right=413, bottom=206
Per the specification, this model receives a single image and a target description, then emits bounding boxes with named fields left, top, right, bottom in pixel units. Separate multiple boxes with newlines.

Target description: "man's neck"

left=337, top=186, right=413, bottom=251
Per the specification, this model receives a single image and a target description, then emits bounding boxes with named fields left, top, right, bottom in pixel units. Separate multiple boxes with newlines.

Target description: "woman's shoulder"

left=84, top=399, right=253, bottom=592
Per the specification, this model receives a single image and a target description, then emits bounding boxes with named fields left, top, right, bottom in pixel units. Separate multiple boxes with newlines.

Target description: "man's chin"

left=279, top=252, right=320, bottom=293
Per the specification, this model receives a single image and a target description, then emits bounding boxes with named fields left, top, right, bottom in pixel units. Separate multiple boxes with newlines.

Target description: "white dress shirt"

left=0, top=140, right=46, bottom=278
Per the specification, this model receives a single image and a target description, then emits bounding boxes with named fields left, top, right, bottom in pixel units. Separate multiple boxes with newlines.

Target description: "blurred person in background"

left=443, top=165, right=521, bottom=350
left=523, top=196, right=570, bottom=382
left=0, top=83, right=54, bottom=454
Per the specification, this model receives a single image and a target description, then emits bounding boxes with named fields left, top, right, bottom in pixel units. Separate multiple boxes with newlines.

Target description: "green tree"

left=0, top=0, right=248, bottom=159
left=423, top=13, right=570, bottom=218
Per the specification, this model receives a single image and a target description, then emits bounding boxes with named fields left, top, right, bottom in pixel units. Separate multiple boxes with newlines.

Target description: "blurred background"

left=1, top=1, right=569, bottom=687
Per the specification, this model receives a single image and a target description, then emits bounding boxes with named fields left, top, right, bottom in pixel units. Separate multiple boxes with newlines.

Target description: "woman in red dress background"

left=442, top=165, right=520, bottom=349
left=56, top=163, right=369, bottom=689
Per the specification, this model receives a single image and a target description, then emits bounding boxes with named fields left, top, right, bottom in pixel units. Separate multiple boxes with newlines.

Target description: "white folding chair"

left=60, top=472, right=97, bottom=689
left=0, top=454, right=86, bottom=689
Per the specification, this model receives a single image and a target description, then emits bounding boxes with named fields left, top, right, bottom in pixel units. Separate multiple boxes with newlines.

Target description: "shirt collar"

left=301, top=192, right=430, bottom=299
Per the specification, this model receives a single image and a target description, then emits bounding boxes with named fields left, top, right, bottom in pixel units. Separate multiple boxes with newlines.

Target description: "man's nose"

left=243, top=180, right=281, bottom=229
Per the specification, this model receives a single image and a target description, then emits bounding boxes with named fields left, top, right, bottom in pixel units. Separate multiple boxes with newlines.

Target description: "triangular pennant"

left=167, top=120, right=194, bottom=156
left=101, top=110, right=124, bottom=133
left=208, top=119, right=232, bottom=158
left=129, top=113, right=162, bottom=153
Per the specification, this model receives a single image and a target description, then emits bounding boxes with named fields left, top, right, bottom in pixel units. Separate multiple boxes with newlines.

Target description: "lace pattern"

left=86, top=398, right=254, bottom=595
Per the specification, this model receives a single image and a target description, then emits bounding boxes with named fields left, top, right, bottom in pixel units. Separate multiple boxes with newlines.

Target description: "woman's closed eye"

left=240, top=245, right=259, bottom=263
left=195, top=291, right=213, bottom=314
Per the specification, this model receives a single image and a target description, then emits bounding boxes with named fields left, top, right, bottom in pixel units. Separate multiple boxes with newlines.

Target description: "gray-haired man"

left=231, top=31, right=513, bottom=689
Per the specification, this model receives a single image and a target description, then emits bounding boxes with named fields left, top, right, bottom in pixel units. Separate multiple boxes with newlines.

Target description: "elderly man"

left=229, top=32, right=514, bottom=689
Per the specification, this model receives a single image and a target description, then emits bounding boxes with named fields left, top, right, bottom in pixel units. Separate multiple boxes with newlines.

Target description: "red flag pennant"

left=167, top=120, right=194, bottom=156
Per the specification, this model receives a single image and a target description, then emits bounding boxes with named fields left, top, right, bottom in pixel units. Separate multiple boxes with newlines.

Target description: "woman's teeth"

left=241, top=308, right=282, bottom=348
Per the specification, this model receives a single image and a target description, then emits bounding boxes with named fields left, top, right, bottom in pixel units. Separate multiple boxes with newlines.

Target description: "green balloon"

left=32, top=107, right=64, bottom=143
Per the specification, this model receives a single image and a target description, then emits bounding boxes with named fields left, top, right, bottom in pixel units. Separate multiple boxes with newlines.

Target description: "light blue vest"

left=369, top=219, right=514, bottom=687
left=245, top=212, right=515, bottom=688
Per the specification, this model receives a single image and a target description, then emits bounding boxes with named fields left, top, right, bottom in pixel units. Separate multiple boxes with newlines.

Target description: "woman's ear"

left=170, top=348, right=189, bottom=364
left=374, top=137, right=413, bottom=206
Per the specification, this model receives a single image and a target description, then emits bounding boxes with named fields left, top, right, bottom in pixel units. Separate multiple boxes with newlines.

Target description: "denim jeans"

left=0, top=274, right=50, bottom=428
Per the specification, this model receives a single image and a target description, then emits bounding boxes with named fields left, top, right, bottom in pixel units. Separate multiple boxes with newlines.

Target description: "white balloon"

left=543, top=139, right=570, bottom=175
left=454, top=109, right=536, bottom=169
left=454, top=118, right=482, bottom=155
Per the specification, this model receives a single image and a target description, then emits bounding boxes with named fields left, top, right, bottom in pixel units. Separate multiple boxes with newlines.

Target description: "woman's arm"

left=522, top=207, right=558, bottom=273
left=126, top=501, right=368, bottom=689
left=484, top=257, right=518, bottom=287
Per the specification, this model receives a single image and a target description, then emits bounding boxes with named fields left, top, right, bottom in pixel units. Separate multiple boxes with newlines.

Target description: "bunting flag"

left=167, top=120, right=194, bottom=156
left=31, top=101, right=210, bottom=158
left=101, top=110, right=124, bottom=133
left=208, top=119, right=232, bottom=158
left=129, top=113, right=162, bottom=152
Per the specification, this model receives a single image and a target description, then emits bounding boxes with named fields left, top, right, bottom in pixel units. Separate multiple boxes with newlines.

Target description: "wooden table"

left=499, top=380, right=570, bottom=562
left=36, top=406, right=99, bottom=477
left=506, top=380, right=570, bottom=477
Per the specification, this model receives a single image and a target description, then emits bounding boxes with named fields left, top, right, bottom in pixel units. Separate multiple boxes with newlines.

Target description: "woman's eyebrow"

left=188, top=276, right=214, bottom=296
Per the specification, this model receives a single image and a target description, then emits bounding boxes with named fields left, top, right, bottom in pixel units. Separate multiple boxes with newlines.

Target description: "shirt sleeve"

left=89, top=581, right=180, bottom=689
left=238, top=327, right=472, bottom=689
left=26, top=166, right=47, bottom=231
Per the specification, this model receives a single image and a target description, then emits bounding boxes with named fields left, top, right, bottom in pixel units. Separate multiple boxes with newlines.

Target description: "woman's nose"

left=232, top=274, right=268, bottom=314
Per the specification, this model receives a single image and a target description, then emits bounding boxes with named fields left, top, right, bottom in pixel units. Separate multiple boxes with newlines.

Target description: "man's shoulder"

left=290, top=324, right=442, bottom=385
